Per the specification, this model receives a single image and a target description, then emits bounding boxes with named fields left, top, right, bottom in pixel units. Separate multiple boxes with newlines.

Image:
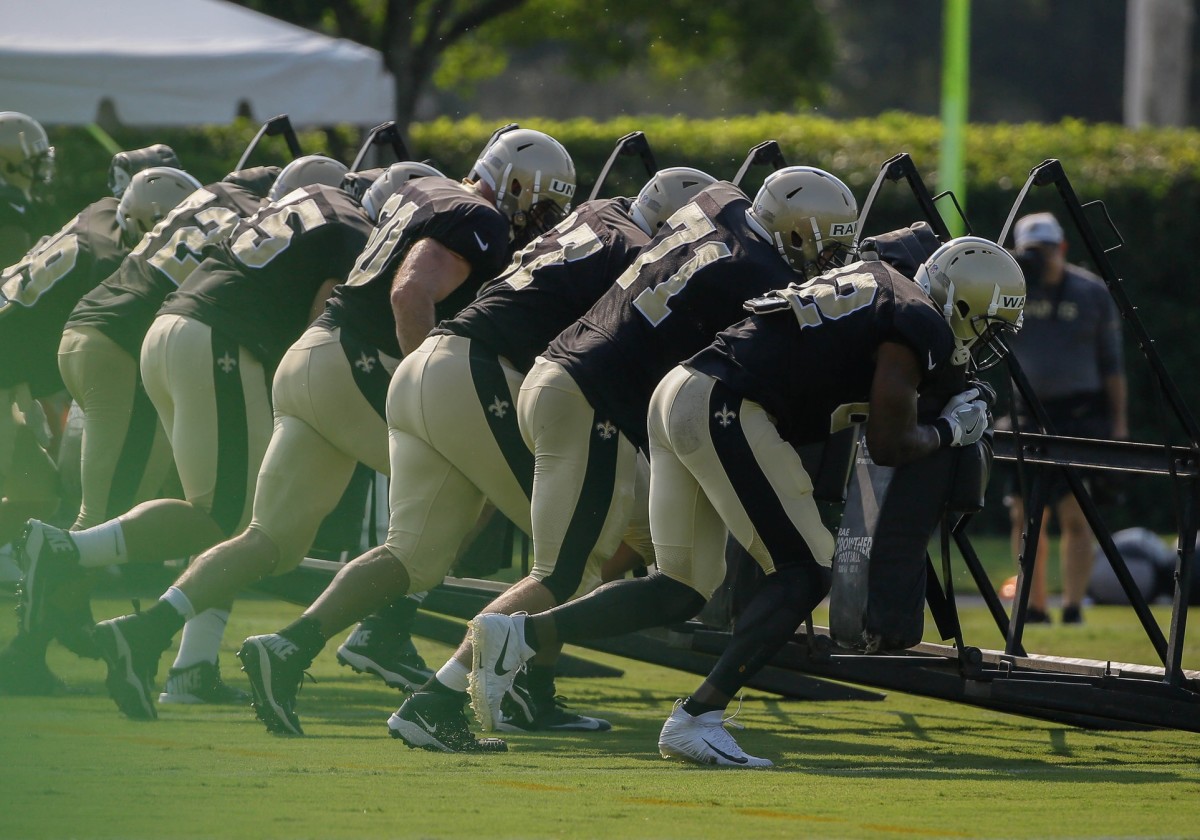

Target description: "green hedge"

left=41, top=113, right=1200, bottom=533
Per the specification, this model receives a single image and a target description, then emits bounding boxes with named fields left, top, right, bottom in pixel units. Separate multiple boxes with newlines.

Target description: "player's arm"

left=865, top=341, right=942, bottom=467
left=390, top=237, right=470, bottom=356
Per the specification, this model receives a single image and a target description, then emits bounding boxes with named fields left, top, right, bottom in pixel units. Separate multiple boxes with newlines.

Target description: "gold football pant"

left=383, top=334, right=533, bottom=593
left=58, top=326, right=172, bottom=528
left=647, top=365, right=833, bottom=600
left=140, top=314, right=272, bottom=537
left=250, top=324, right=395, bottom=573
left=517, top=357, right=639, bottom=603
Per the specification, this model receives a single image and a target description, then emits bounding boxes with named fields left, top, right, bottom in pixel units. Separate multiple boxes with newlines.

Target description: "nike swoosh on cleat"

left=702, top=738, right=748, bottom=764
left=493, top=632, right=511, bottom=676
left=412, top=711, right=436, bottom=734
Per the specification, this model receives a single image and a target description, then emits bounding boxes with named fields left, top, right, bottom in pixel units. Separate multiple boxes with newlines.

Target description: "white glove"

left=936, top=387, right=990, bottom=447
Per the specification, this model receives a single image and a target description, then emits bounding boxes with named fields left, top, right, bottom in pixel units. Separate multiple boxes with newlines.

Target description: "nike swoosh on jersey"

left=702, top=738, right=748, bottom=764
left=8, top=202, right=25, bottom=215
left=493, top=632, right=511, bottom=676
left=474, top=231, right=490, bottom=251
left=927, top=351, right=937, bottom=371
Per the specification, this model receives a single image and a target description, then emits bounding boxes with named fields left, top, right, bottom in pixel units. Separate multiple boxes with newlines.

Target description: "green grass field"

left=1, top=583, right=1198, bottom=840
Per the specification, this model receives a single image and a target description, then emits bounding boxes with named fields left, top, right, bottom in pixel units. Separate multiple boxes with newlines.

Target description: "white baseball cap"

left=1014, top=212, right=1064, bottom=250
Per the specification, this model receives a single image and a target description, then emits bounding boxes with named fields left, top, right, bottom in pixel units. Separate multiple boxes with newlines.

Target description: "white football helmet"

left=749, top=166, right=857, bottom=278
left=359, top=161, right=445, bottom=222
left=117, top=167, right=203, bottom=247
left=469, top=128, right=576, bottom=244
left=268, top=155, right=349, bottom=202
left=108, top=144, right=182, bottom=198
left=632, top=167, right=717, bottom=236
left=0, top=112, right=54, bottom=198
left=914, top=236, right=1026, bottom=367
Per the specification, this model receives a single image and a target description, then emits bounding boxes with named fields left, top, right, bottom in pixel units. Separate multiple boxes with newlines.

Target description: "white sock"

left=172, top=608, right=230, bottom=670
left=434, top=658, right=470, bottom=693
left=161, top=585, right=197, bottom=621
left=71, top=520, right=128, bottom=567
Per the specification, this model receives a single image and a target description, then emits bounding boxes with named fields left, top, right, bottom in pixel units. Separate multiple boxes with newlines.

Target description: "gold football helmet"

left=632, top=167, right=717, bottom=236
left=0, top=112, right=54, bottom=199
left=117, top=167, right=203, bottom=247
left=469, top=128, right=576, bottom=244
left=914, top=236, right=1026, bottom=367
left=749, top=166, right=857, bottom=278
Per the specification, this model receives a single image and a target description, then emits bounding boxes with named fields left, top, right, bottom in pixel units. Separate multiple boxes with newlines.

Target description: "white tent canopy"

left=0, top=0, right=394, bottom=127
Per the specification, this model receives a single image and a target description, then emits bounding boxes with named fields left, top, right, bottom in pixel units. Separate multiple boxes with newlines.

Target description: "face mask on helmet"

left=0, top=111, right=55, bottom=199
left=357, top=161, right=445, bottom=223
left=108, top=145, right=182, bottom=198
left=632, top=167, right=718, bottom=236
left=749, top=166, right=858, bottom=280
left=914, top=236, right=1026, bottom=369
left=269, top=155, right=349, bottom=202
left=469, top=128, right=576, bottom=245
left=117, top=166, right=203, bottom=248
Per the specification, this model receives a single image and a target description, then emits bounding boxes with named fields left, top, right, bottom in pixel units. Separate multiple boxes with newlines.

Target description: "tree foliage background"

left=230, top=0, right=834, bottom=133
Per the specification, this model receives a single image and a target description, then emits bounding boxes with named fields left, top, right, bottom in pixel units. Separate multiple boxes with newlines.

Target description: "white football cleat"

left=658, top=700, right=773, bottom=768
left=467, top=613, right=533, bottom=731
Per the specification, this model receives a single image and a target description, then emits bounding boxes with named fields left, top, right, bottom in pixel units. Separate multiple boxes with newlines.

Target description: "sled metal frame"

left=791, top=154, right=1200, bottom=731
left=262, top=156, right=1197, bottom=732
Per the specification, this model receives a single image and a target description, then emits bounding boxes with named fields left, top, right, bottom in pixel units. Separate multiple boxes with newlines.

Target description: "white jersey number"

left=0, top=225, right=81, bottom=312
left=146, top=196, right=242, bottom=287
left=345, top=194, right=420, bottom=287
left=499, top=214, right=602, bottom=291
left=614, top=203, right=732, bottom=326
left=231, top=196, right=327, bottom=269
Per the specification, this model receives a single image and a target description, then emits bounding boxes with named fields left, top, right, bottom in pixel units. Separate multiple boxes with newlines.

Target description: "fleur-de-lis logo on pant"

left=217, top=352, right=237, bottom=373
left=595, top=420, right=616, bottom=440
left=488, top=397, right=510, bottom=418
left=714, top=404, right=737, bottom=428
left=355, top=352, right=376, bottom=374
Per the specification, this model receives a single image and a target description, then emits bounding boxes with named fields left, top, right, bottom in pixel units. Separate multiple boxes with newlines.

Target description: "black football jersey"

left=688, top=260, right=958, bottom=446
left=541, top=182, right=794, bottom=452
left=0, top=197, right=126, bottom=395
left=435, top=197, right=649, bottom=373
left=0, top=184, right=46, bottom=268
left=68, top=182, right=268, bottom=357
left=157, top=184, right=373, bottom=371
left=316, top=176, right=510, bottom=359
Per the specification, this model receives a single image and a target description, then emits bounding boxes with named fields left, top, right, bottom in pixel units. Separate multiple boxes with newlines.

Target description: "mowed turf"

left=1, top=591, right=1198, bottom=840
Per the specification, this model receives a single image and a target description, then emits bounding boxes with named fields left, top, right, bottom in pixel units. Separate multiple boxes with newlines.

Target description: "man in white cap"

left=1005, top=211, right=1128, bottom=624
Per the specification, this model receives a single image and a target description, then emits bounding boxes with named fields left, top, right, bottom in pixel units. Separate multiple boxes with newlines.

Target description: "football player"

left=10, top=165, right=276, bottom=692
left=63, top=165, right=278, bottom=534
left=16, top=157, right=378, bottom=710
left=0, top=112, right=55, bottom=267
left=239, top=166, right=714, bottom=748
left=469, top=237, right=1026, bottom=766
left=445, top=167, right=855, bottom=747
left=0, top=166, right=198, bottom=693
left=81, top=130, right=575, bottom=725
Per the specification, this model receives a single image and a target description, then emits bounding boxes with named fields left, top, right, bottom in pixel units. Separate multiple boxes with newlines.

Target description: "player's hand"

left=936, top=388, right=990, bottom=447
left=967, top=378, right=997, bottom=408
